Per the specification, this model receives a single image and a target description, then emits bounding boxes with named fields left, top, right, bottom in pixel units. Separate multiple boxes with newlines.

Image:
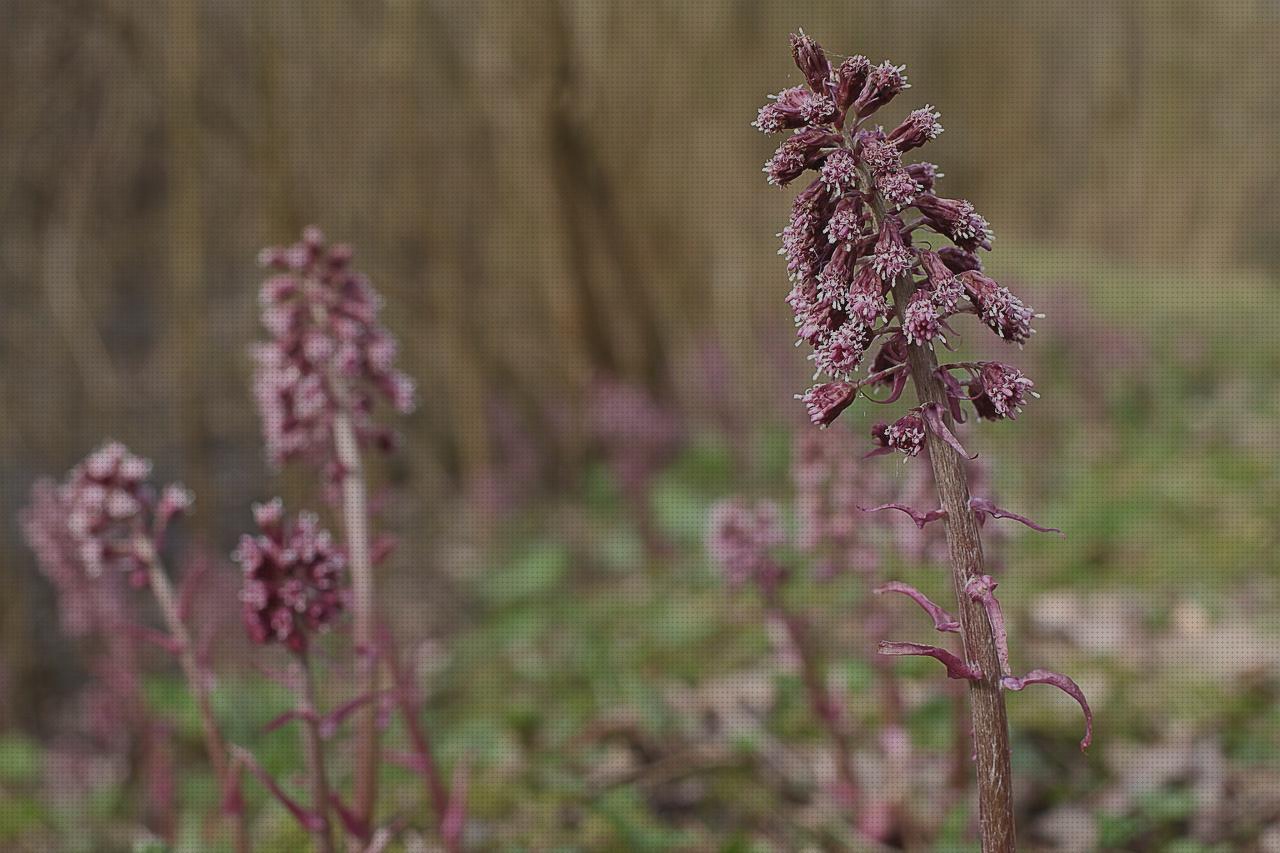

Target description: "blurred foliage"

left=2, top=0, right=1280, bottom=848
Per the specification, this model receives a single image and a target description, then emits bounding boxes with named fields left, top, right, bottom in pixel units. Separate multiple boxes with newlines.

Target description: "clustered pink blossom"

left=253, top=227, right=416, bottom=469
left=760, top=31, right=1090, bottom=763
left=587, top=377, right=684, bottom=498
left=22, top=480, right=131, bottom=637
left=234, top=499, right=348, bottom=653
left=791, top=431, right=887, bottom=579
left=758, top=32, right=1041, bottom=456
left=705, top=499, right=785, bottom=587
left=26, top=442, right=191, bottom=587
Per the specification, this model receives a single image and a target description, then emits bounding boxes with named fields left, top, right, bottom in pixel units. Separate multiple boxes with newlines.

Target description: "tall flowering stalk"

left=253, top=227, right=415, bottom=824
left=757, top=32, right=1090, bottom=850
left=234, top=499, right=349, bottom=852
left=22, top=442, right=249, bottom=853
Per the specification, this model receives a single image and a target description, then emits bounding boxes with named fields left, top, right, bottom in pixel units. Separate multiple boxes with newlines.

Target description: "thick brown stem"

left=299, top=657, right=337, bottom=853
left=886, top=272, right=1017, bottom=851
left=332, top=412, right=380, bottom=825
left=144, top=553, right=251, bottom=853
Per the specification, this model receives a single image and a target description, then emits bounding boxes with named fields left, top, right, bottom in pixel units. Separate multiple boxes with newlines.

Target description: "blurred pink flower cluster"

left=253, top=227, right=416, bottom=469
left=234, top=499, right=348, bottom=653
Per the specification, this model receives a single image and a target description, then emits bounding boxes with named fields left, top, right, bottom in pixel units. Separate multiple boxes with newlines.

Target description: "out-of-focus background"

left=3, top=1, right=1280, bottom=850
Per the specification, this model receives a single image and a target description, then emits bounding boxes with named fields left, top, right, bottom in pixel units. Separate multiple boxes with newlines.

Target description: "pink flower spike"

left=860, top=502, right=947, bottom=530
left=878, top=642, right=980, bottom=681
left=874, top=581, right=960, bottom=632
left=964, top=575, right=1011, bottom=677
left=921, top=402, right=976, bottom=459
left=1001, top=669, right=1094, bottom=751
left=970, top=497, right=1064, bottom=536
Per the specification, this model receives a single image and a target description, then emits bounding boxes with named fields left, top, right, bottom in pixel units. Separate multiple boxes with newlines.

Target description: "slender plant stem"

left=332, top=411, right=380, bottom=824
left=142, top=550, right=251, bottom=853
left=868, top=190, right=1017, bottom=851
left=298, top=656, right=337, bottom=853
left=382, top=627, right=452, bottom=842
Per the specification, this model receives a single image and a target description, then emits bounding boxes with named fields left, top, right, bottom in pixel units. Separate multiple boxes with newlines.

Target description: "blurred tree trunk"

left=161, top=0, right=212, bottom=532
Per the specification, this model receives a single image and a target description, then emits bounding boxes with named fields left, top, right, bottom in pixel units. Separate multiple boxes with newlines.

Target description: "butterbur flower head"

left=799, top=381, right=857, bottom=427
left=234, top=500, right=347, bottom=652
left=857, top=133, right=902, bottom=176
left=902, top=289, right=942, bottom=346
left=754, top=87, right=811, bottom=133
left=875, top=168, right=922, bottom=210
left=812, top=321, right=869, bottom=380
left=799, top=91, right=839, bottom=126
left=706, top=499, right=786, bottom=587
left=872, top=216, right=915, bottom=279
left=883, top=411, right=927, bottom=457
left=919, top=250, right=964, bottom=313
left=971, top=363, right=1036, bottom=420
left=764, top=128, right=842, bottom=187
left=887, top=106, right=943, bottom=152
left=253, top=228, right=416, bottom=468
left=961, top=272, right=1036, bottom=344
left=913, top=195, right=993, bottom=251
left=834, top=55, right=871, bottom=113
left=54, top=442, right=189, bottom=581
left=794, top=295, right=845, bottom=347
left=906, top=162, right=943, bottom=193
left=790, top=31, right=832, bottom=92
left=819, top=148, right=858, bottom=195
left=825, top=193, right=866, bottom=244
left=847, top=264, right=889, bottom=325
left=853, top=61, right=910, bottom=117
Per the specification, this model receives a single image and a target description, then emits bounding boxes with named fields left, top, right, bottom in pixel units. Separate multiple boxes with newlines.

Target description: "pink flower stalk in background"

left=706, top=496, right=865, bottom=815
left=756, top=31, right=1086, bottom=850
left=588, top=376, right=685, bottom=553
left=22, top=443, right=248, bottom=853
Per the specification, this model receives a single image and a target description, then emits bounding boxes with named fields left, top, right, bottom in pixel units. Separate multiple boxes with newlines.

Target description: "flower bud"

left=912, top=195, right=993, bottom=251
left=790, top=31, right=832, bottom=92
left=852, top=61, right=909, bottom=117
left=834, top=55, right=871, bottom=113
left=753, top=87, right=810, bottom=133
left=871, top=216, right=915, bottom=279
left=887, top=106, right=943, bottom=152
left=799, top=382, right=857, bottom=426
left=970, top=363, right=1036, bottom=420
